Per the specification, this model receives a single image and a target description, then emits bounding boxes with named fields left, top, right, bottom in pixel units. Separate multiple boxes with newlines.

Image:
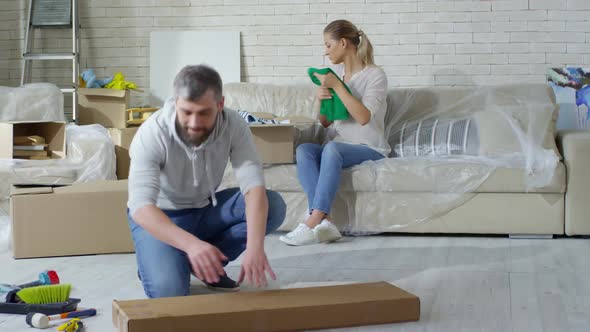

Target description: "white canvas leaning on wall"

left=149, top=31, right=241, bottom=106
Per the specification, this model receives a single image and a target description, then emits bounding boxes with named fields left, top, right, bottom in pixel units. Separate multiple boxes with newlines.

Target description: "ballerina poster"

left=547, top=67, right=590, bottom=130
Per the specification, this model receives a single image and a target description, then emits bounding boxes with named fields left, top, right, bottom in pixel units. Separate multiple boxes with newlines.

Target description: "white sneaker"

left=279, top=223, right=318, bottom=246
left=313, top=219, right=342, bottom=243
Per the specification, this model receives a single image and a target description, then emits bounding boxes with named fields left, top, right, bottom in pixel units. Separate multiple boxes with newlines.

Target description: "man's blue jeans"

left=296, top=141, right=385, bottom=215
left=128, top=188, right=286, bottom=298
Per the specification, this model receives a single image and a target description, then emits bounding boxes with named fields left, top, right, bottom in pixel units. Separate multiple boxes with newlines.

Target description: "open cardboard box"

left=112, top=281, right=420, bottom=332
left=78, top=88, right=130, bottom=128
left=10, top=180, right=134, bottom=259
left=0, top=121, right=66, bottom=159
left=249, top=124, right=295, bottom=164
left=247, top=112, right=315, bottom=164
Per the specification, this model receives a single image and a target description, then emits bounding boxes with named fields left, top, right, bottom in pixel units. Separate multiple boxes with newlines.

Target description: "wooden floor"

left=1, top=226, right=589, bottom=332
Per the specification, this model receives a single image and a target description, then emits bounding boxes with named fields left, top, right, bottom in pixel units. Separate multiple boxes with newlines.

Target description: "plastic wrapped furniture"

left=222, top=82, right=571, bottom=236
left=0, top=83, right=65, bottom=122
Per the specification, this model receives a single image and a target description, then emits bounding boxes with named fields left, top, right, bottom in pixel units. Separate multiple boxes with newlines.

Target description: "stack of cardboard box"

left=78, top=88, right=137, bottom=180
left=6, top=89, right=137, bottom=259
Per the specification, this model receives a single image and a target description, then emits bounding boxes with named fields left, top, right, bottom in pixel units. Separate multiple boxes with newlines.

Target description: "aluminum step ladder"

left=20, top=0, right=80, bottom=122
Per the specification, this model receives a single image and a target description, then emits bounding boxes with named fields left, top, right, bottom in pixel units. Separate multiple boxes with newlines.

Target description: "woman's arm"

left=317, top=87, right=333, bottom=128
left=333, top=84, right=371, bottom=126
left=313, top=72, right=372, bottom=126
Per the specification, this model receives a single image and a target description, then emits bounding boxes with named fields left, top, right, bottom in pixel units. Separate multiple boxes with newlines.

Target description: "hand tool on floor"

left=1, top=270, right=60, bottom=303
left=56, top=318, right=84, bottom=332
left=26, top=308, right=96, bottom=329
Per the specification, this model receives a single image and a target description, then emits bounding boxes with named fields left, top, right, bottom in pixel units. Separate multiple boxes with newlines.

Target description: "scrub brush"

left=16, top=284, right=72, bottom=304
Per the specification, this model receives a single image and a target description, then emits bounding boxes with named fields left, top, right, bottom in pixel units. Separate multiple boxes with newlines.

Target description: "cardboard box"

left=112, top=282, right=419, bottom=332
left=250, top=124, right=295, bottom=164
left=10, top=180, right=134, bottom=259
left=78, top=88, right=130, bottom=128
left=0, top=121, right=66, bottom=159
left=108, top=127, right=139, bottom=180
left=248, top=113, right=316, bottom=165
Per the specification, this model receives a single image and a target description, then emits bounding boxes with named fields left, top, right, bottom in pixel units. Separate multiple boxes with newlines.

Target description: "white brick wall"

left=1, top=0, right=590, bottom=109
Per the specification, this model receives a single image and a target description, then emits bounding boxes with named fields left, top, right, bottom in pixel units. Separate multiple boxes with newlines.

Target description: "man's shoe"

left=142, top=269, right=239, bottom=292
left=204, top=274, right=240, bottom=292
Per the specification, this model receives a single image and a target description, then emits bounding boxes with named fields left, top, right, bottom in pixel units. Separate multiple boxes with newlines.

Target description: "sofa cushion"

left=277, top=191, right=564, bottom=234
left=373, top=159, right=565, bottom=194
left=219, top=159, right=565, bottom=194
left=391, top=108, right=555, bottom=162
left=392, top=115, right=480, bottom=157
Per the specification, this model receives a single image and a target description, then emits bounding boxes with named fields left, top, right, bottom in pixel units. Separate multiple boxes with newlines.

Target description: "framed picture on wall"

left=547, top=67, right=590, bottom=130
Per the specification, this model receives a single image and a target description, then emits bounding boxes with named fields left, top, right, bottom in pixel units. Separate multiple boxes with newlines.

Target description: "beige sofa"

left=559, top=130, right=590, bottom=235
left=222, top=82, right=589, bottom=237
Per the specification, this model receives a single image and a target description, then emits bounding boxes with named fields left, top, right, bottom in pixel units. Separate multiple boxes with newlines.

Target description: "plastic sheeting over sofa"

left=223, top=83, right=561, bottom=234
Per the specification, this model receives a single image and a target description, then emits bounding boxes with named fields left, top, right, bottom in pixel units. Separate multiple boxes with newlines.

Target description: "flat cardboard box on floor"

left=112, top=281, right=420, bottom=332
left=0, top=121, right=66, bottom=159
left=78, top=88, right=130, bottom=128
left=108, top=127, right=139, bottom=180
left=10, top=180, right=134, bottom=259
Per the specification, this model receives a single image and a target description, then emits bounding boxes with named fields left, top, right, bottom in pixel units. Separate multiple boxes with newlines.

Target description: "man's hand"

left=185, top=239, right=228, bottom=284
left=313, top=72, right=342, bottom=89
left=238, top=247, right=276, bottom=288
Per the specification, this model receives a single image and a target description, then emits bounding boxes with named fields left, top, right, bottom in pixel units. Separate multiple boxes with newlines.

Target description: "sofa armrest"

left=557, top=130, right=590, bottom=235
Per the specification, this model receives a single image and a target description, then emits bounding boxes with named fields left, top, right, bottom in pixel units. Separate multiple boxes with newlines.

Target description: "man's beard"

left=176, top=119, right=212, bottom=146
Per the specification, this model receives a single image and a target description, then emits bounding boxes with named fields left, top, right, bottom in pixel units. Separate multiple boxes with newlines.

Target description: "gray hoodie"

left=127, top=97, right=265, bottom=216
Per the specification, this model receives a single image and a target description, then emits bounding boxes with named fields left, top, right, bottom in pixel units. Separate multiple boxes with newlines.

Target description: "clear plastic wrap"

left=385, top=84, right=559, bottom=189
left=0, top=124, right=116, bottom=202
left=0, top=83, right=65, bottom=122
left=64, top=124, right=117, bottom=183
left=222, top=83, right=561, bottom=234
left=355, top=84, right=558, bottom=233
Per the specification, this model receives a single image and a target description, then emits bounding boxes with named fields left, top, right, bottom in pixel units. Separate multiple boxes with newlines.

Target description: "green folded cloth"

left=308, top=67, right=350, bottom=121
